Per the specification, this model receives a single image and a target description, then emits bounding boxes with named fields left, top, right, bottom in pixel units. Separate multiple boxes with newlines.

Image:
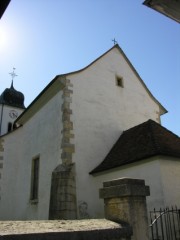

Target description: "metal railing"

left=150, top=206, right=180, bottom=240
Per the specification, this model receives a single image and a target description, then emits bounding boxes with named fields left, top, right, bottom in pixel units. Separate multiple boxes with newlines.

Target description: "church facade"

left=0, top=44, right=180, bottom=220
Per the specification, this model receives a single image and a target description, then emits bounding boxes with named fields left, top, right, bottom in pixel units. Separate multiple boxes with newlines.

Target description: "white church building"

left=0, top=44, right=180, bottom=220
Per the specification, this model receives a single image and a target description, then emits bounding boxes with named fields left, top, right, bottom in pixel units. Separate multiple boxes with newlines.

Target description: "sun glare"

left=0, top=28, right=8, bottom=50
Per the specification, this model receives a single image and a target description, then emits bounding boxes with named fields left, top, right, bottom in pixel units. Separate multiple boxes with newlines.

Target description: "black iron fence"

left=150, top=206, right=180, bottom=240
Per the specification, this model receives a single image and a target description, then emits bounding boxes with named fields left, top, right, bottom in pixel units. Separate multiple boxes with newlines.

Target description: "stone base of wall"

left=0, top=219, right=132, bottom=240
left=49, top=163, right=77, bottom=220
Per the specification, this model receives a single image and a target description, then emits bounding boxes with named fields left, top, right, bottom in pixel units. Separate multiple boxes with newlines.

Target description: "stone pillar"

left=99, top=178, right=150, bottom=240
left=49, top=163, right=77, bottom=220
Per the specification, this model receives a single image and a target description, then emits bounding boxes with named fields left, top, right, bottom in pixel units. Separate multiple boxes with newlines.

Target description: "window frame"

left=7, top=122, right=12, bottom=132
left=116, top=76, right=124, bottom=88
left=30, top=156, right=40, bottom=203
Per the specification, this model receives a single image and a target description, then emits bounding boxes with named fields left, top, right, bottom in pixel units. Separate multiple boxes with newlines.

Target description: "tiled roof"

left=90, top=120, right=180, bottom=174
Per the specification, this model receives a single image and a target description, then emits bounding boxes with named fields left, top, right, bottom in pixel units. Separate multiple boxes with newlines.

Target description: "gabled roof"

left=90, top=120, right=180, bottom=174
left=16, top=44, right=167, bottom=124
left=81, top=44, right=167, bottom=115
left=15, top=75, right=65, bottom=125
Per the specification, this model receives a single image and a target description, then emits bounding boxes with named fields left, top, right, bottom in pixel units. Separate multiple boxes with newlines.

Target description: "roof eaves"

left=89, top=153, right=159, bottom=175
left=114, top=45, right=167, bottom=115
left=90, top=153, right=180, bottom=175
left=15, top=75, right=66, bottom=124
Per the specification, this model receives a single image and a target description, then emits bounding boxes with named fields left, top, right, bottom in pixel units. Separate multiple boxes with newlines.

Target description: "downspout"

left=0, top=104, right=4, bottom=136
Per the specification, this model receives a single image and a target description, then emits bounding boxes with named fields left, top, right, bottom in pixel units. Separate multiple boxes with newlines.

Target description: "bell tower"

left=0, top=69, right=25, bottom=136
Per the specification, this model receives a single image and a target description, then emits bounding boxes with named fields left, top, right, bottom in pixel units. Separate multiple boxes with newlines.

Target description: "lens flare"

left=0, top=28, right=7, bottom=50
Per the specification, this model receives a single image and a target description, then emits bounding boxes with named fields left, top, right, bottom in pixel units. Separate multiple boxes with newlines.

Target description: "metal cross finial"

left=9, top=67, right=18, bottom=81
left=112, top=38, right=117, bottom=45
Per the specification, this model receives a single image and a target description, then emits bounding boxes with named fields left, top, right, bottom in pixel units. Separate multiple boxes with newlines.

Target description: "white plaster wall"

left=69, top=47, right=162, bottom=218
left=159, top=157, right=180, bottom=208
left=0, top=47, right=166, bottom=220
left=91, top=158, right=166, bottom=218
left=0, top=105, right=24, bottom=136
left=0, top=91, right=63, bottom=220
left=78, top=158, right=165, bottom=218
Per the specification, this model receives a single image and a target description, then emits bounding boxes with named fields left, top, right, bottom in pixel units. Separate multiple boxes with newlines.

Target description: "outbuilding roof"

left=90, top=119, right=180, bottom=174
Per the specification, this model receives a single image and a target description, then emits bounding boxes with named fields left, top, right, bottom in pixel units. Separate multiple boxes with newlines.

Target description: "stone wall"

left=60, top=76, right=75, bottom=165
left=0, top=177, right=151, bottom=240
left=0, top=219, right=132, bottom=240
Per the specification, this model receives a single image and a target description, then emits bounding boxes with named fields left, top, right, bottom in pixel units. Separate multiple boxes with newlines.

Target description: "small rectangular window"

left=7, top=122, right=12, bottom=132
left=116, top=76, right=124, bottom=88
left=30, top=156, right=40, bottom=201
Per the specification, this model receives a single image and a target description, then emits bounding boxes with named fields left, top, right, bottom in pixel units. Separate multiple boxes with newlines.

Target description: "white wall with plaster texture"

left=160, top=157, right=180, bottom=208
left=68, top=47, right=162, bottom=218
left=0, top=91, right=63, bottom=220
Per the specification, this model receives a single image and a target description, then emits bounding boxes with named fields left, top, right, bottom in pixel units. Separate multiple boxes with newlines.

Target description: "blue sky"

left=0, top=0, right=179, bottom=135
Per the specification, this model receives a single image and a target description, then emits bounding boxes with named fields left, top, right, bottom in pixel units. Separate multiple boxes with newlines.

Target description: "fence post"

left=99, top=178, right=150, bottom=240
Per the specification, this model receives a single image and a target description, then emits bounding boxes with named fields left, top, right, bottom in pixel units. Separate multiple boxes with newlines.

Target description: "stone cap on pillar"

left=99, top=178, right=150, bottom=199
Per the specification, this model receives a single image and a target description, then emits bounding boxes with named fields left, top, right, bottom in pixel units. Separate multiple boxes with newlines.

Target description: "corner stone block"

left=63, top=88, right=73, bottom=95
left=66, top=83, right=73, bottom=88
left=64, top=132, right=74, bottom=139
left=62, top=96, right=72, bottom=103
left=61, top=143, right=75, bottom=153
left=59, top=76, right=67, bottom=85
left=61, top=152, right=72, bottom=160
left=63, top=121, right=73, bottom=130
left=61, top=102, right=70, bottom=111
left=0, top=147, right=4, bottom=152
left=62, top=113, right=71, bottom=121
left=62, top=108, right=73, bottom=115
